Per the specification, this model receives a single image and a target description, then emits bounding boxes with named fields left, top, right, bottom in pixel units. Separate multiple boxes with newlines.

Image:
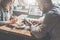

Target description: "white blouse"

left=0, top=9, right=13, bottom=24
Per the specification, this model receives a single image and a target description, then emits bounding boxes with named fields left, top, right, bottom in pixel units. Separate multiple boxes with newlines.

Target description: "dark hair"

left=37, top=0, right=52, bottom=3
left=0, top=0, right=12, bottom=10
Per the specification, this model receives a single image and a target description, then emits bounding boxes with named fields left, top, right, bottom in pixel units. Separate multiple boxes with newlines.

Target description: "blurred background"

left=12, top=0, right=60, bottom=16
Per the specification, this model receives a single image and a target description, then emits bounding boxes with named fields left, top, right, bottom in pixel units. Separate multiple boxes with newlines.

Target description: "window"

left=13, top=0, right=42, bottom=16
left=52, top=0, right=60, bottom=6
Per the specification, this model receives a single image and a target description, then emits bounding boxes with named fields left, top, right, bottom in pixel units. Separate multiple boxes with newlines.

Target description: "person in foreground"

left=31, top=0, right=60, bottom=40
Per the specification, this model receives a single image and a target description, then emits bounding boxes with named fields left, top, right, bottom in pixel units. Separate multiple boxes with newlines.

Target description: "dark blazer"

left=31, top=6, right=60, bottom=40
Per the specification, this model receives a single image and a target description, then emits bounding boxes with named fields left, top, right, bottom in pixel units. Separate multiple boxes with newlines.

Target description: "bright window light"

left=24, top=0, right=36, bottom=5
left=14, top=0, right=19, bottom=6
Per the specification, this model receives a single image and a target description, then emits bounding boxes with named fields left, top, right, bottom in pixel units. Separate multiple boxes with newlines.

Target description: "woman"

left=0, top=0, right=17, bottom=25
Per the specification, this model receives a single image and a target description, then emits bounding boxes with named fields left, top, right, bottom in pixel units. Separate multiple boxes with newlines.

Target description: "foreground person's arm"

left=31, top=12, right=60, bottom=39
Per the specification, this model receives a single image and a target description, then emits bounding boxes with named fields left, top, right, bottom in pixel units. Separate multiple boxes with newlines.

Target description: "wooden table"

left=0, top=26, right=31, bottom=37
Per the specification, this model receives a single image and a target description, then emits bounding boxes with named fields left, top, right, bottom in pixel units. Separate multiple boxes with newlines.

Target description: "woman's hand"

left=5, top=16, right=18, bottom=25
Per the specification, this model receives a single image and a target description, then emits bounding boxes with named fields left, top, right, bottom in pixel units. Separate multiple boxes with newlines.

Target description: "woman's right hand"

left=5, top=18, right=17, bottom=25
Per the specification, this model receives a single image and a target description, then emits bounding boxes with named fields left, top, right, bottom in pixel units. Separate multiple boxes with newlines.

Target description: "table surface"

left=0, top=26, right=31, bottom=36
left=0, top=15, right=32, bottom=37
left=0, top=15, right=40, bottom=37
